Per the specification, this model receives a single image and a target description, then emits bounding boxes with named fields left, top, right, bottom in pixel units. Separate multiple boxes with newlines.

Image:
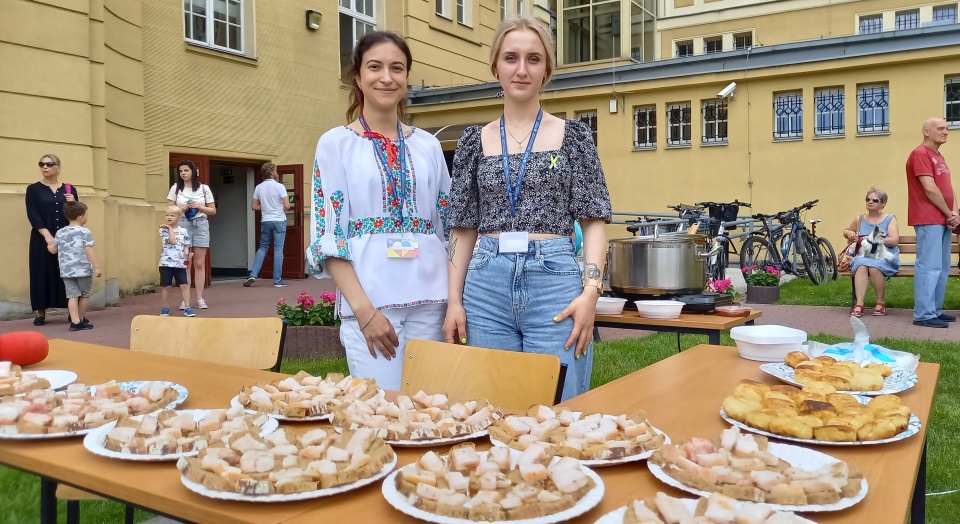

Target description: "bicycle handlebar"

left=693, top=200, right=752, bottom=208
left=751, top=200, right=821, bottom=222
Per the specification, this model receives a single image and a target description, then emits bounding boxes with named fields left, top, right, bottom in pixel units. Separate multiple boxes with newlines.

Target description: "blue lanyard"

left=359, top=114, right=407, bottom=229
left=500, top=108, right=543, bottom=217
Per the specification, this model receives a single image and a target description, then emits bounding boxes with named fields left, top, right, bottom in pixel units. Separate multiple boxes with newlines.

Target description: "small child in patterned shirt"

left=159, top=206, right=195, bottom=317
left=47, top=201, right=100, bottom=331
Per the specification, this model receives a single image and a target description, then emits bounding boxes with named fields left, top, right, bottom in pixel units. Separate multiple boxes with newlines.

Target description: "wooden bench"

left=841, top=234, right=960, bottom=305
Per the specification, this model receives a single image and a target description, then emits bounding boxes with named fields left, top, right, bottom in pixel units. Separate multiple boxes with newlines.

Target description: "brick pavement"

left=1, top=279, right=958, bottom=347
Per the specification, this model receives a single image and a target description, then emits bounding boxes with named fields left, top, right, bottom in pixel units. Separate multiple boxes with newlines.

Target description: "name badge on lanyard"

left=498, top=108, right=542, bottom=254
left=359, top=115, right=419, bottom=259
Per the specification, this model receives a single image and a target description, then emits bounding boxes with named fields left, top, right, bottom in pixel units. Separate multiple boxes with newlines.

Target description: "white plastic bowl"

left=730, top=325, right=808, bottom=362
left=596, top=297, right=627, bottom=315
left=634, top=300, right=685, bottom=319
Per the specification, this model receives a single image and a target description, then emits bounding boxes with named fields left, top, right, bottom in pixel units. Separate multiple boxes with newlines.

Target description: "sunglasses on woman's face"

left=39, top=162, right=58, bottom=168
left=866, top=198, right=881, bottom=204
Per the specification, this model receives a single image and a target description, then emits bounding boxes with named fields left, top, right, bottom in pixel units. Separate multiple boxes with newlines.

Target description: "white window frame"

left=859, top=14, right=883, bottom=34
left=183, top=0, right=245, bottom=54
left=703, top=37, right=723, bottom=54
left=946, top=76, right=960, bottom=128
left=457, top=0, right=472, bottom=26
left=516, top=0, right=525, bottom=17
left=701, top=100, right=728, bottom=145
left=437, top=0, right=450, bottom=19
left=500, top=0, right=506, bottom=20
left=576, top=111, right=599, bottom=146
left=857, top=84, right=890, bottom=135
left=340, top=0, right=378, bottom=81
left=814, top=87, right=845, bottom=137
left=667, top=103, right=692, bottom=147
left=894, top=9, right=919, bottom=30
left=633, top=105, right=657, bottom=149
left=933, top=4, right=958, bottom=23
left=676, top=40, right=693, bottom=57
left=734, top=32, right=752, bottom=50
left=773, top=92, right=803, bottom=140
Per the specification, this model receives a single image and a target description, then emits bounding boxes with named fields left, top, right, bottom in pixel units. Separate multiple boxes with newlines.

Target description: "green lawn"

left=3, top=336, right=956, bottom=522
left=777, top=274, right=960, bottom=310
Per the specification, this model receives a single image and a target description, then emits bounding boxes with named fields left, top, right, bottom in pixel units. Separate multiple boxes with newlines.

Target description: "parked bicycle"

left=666, top=200, right=751, bottom=283
left=740, top=200, right=829, bottom=285
left=809, top=218, right=838, bottom=280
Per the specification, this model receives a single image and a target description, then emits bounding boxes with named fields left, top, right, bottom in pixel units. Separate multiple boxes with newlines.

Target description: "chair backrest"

left=401, top=339, right=562, bottom=411
left=129, top=316, right=285, bottom=370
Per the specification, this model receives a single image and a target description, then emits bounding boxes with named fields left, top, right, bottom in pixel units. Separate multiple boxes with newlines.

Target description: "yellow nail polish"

left=460, top=337, right=467, bottom=344
left=552, top=316, right=559, bottom=322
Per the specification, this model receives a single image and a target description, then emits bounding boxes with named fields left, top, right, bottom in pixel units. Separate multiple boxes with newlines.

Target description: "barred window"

left=704, top=37, right=722, bottom=54
left=895, top=10, right=919, bottom=30
left=946, top=77, right=960, bottom=127
left=667, top=103, right=692, bottom=147
left=859, top=15, right=882, bottom=34
left=576, top=111, right=598, bottom=146
left=814, top=88, right=845, bottom=137
left=702, top=100, right=728, bottom=144
left=933, top=4, right=958, bottom=23
left=774, top=92, right=803, bottom=140
left=734, top=32, right=752, bottom=50
left=634, top=105, right=657, bottom=149
left=857, top=85, right=890, bottom=134
left=676, top=40, right=693, bottom=57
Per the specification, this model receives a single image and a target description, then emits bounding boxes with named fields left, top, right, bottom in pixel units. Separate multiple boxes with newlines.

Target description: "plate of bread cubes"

left=760, top=351, right=918, bottom=396
left=721, top=379, right=920, bottom=445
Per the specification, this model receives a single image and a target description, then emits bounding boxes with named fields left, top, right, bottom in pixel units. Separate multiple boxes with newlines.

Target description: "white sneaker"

left=178, top=301, right=186, bottom=310
left=197, top=298, right=208, bottom=309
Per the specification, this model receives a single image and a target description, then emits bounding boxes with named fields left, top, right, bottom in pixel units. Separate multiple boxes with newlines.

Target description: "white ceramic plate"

left=759, top=362, right=918, bottom=396
left=333, top=424, right=489, bottom=447
left=181, top=453, right=396, bottom=502
left=647, top=441, right=868, bottom=512
left=593, top=499, right=816, bottom=524
left=0, top=424, right=103, bottom=440
left=382, top=457, right=605, bottom=524
left=29, top=370, right=79, bottom=391
left=83, top=409, right=279, bottom=462
left=488, top=413, right=670, bottom=467
left=101, top=381, right=189, bottom=411
left=720, top=406, right=921, bottom=447
left=230, top=395, right=333, bottom=422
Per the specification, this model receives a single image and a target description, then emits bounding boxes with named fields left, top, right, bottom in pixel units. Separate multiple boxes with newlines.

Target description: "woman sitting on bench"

left=842, top=187, right=901, bottom=317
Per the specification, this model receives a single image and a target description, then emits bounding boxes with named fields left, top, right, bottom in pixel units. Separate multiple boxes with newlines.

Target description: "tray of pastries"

left=178, top=426, right=396, bottom=502
left=233, top=372, right=378, bottom=421
left=0, top=361, right=60, bottom=395
left=647, top=426, right=867, bottom=512
left=760, top=352, right=918, bottom=395
left=84, top=406, right=278, bottom=461
left=333, top=390, right=501, bottom=446
left=721, top=379, right=920, bottom=445
left=0, top=380, right=185, bottom=439
left=488, top=404, right=668, bottom=467
left=382, top=442, right=604, bottom=523
left=595, top=492, right=816, bottom=524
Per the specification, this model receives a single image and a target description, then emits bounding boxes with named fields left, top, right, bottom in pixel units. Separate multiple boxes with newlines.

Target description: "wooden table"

left=595, top=310, right=762, bottom=345
left=0, top=340, right=936, bottom=524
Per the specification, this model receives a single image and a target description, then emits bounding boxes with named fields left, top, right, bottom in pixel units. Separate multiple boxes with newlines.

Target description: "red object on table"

left=0, top=331, right=49, bottom=365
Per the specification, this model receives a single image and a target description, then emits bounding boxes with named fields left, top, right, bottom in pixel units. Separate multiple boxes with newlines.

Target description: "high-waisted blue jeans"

left=463, top=236, right=591, bottom=401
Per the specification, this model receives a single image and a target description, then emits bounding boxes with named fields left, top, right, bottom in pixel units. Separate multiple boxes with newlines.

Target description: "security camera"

left=717, top=82, right=737, bottom=99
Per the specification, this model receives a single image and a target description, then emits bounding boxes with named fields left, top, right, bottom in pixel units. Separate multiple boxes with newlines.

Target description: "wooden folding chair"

left=400, top=339, right=566, bottom=412
left=56, top=316, right=286, bottom=523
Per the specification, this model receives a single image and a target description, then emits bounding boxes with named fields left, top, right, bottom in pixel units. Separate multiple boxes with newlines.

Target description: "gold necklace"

left=506, top=126, right=533, bottom=148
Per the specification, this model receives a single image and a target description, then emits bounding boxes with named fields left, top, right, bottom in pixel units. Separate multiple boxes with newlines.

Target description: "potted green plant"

left=277, top=291, right=344, bottom=358
left=742, top=265, right=782, bottom=304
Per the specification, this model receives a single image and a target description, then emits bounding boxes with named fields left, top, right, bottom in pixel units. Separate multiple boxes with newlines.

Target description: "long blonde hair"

left=489, top=17, right=556, bottom=86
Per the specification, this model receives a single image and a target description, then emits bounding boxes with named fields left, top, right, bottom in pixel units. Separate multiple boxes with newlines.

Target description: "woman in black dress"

left=25, top=154, right=78, bottom=325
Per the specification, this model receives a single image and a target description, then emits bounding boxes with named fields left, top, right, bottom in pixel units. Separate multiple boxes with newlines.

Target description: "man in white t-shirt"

left=244, top=163, right=292, bottom=287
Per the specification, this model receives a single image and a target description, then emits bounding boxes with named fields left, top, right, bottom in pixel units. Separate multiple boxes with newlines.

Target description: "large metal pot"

left=607, top=234, right=714, bottom=295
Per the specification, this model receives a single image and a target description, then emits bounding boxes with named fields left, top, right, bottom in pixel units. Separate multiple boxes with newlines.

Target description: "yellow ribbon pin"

left=549, top=154, right=559, bottom=170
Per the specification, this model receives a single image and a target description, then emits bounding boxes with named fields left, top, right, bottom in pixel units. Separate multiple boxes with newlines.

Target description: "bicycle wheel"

left=740, top=236, right=778, bottom=272
left=817, top=237, right=838, bottom=280
left=799, top=230, right=827, bottom=285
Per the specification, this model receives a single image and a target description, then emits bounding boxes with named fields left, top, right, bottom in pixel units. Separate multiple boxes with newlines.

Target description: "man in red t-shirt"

left=906, top=117, right=958, bottom=328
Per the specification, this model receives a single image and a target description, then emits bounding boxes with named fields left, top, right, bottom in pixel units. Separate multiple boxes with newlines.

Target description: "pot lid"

left=610, top=233, right=707, bottom=244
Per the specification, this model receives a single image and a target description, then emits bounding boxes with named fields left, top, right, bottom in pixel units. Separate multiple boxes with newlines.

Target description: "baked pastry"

left=0, top=361, right=52, bottom=396
left=103, top=406, right=272, bottom=456
left=333, top=390, right=501, bottom=441
left=783, top=357, right=892, bottom=391
left=488, top=404, right=665, bottom=461
left=621, top=492, right=816, bottom=524
left=649, top=426, right=863, bottom=506
left=0, top=380, right=179, bottom=435
left=392, top=442, right=596, bottom=520
left=178, top=426, right=395, bottom=495
left=723, top=379, right=914, bottom=442
left=237, top=372, right=378, bottom=418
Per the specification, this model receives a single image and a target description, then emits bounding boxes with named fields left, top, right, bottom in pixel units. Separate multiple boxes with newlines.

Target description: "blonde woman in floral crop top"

left=307, top=32, right=451, bottom=390
left=444, top=18, right=612, bottom=402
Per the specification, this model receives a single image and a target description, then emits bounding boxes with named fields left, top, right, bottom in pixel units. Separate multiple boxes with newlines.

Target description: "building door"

left=169, top=154, right=212, bottom=286
left=254, top=164, right=305, bottom=280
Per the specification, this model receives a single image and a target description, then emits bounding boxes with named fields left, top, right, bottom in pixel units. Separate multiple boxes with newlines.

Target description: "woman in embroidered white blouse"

left=307, top=32, right=451, bottom=390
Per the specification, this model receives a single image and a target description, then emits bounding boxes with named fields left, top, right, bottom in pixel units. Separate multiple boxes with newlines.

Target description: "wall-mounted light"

left=306, top=10, right=321, bottom=31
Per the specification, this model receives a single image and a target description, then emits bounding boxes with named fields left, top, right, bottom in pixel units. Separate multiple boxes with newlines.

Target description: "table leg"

left=593, top=326, right=601, bottom=342
left=39, top=477, right=57, bottom=524
left=709, top=332, right=720, bottom=345
left=746, top=319, right=755, bottom=326
left=911, top=439, right=927, bottom=523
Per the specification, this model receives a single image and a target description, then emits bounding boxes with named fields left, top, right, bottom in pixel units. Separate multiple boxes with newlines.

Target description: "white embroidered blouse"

left=307, top=126, right=451, bottom=320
